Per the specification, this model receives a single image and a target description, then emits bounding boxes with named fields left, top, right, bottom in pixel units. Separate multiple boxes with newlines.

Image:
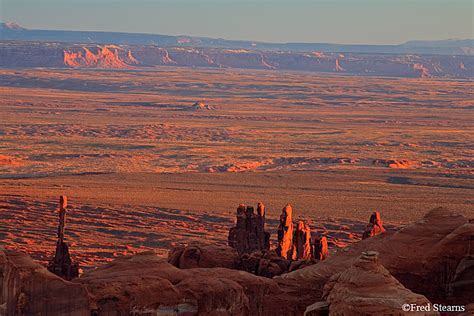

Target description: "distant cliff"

left=0, top=41, right=472, bottom=78
left=1, top=22, right=473, bottom=56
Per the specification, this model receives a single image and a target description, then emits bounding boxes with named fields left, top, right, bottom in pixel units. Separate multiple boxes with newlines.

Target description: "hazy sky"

left=1, top=0, right=473, bottom=44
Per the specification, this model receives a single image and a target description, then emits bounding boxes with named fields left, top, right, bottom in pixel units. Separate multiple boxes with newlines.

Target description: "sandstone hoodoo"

left=228, top=203, right=270, bottom=255
left=2, top=206, right=473, bottom=315
left=293, top=220, right=312, bottom=260
left=47, top=195, right=79, bottom=281
left=276, top=203, right=294, bottom=260
left=313, top=235, right=329, bottom=261
left=171, top=202, right=321, bottom=278
left=362, top=211, right=386, bottom=239
left=279, top=207, right=474, bottom=314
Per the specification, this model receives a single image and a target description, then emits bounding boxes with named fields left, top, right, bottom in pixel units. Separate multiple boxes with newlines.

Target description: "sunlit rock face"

left=362, top=211, right=386, bottom=239
left=278, top=208, right=473, bottom=312
left=276, top=204, right=294, bottom=260
left=0, top=41, right=472, bottom=78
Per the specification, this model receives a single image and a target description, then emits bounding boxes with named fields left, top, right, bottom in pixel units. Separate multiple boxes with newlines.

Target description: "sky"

left=1, top=0, right=473, bottom=44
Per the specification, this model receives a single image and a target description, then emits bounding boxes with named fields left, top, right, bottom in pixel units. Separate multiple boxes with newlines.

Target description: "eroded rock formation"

left=2, top=41, right=473, bottom=78
left=63, top=46, right=137, bottom=68
left=320, top=251, right=437, bottom=315
left=228, top=203, right=270, bottom=255
left=276, top=204, right=294, bottom=259
left=0, top=249, right=90, bottom=316
left=293, top=221, right=312, bottom=260
left=2, top=207, right=472, bottom=315
left=277, top=207, right=473, bottom=313
left=168, top=244, right=240, bottom=269
left=445, top=220, right=474, bottom=304
left=47, top=195, right=79, bottom=281
left=313, top=236, right=329, bottom=261
left=76, top=251, right=281, bottom=315
left=362, top=211, right=386, bottom=239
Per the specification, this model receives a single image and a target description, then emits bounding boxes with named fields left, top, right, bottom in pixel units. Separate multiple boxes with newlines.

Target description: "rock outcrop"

left=240, top=250, right=291, bottom=278
left=228, top=203, right=270, bottom=255
left=63, top=46, right=137, bottom=69
left=276, top=204, right=294, bottom=259
left=47, top=196, right=79, bottom=281
left=2, top=206, right=472, bottom=315
left=362, top=211, right=386, bottom=239
left=2, top=40, right=473, bottom=78
left=277, top=207, right=473, bottom=313
left=444, top=219, right=474, bottom=304
left=191, top=101, right=216, bottom=111
left=0, top=249, right=90, bottom=316
left=320, top=251, right=438, bottom=315
left=76, top=251, right=281, bottom=315
left=169, top=244, right=291, bottom=278
left=313, top=236, right=329, bottom=261
left=168, top=244, right=240, bottom=269
left=292, top=221, right=312, bottom=260
left=2, top=248, right=282, bottom=315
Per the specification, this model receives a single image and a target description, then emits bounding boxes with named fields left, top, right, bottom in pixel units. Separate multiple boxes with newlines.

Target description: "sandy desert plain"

left=0, top=66, right=473, bottom=269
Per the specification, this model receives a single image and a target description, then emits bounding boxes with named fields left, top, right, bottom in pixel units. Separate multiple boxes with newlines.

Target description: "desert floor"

left=0, top=67, right=472, bottom=268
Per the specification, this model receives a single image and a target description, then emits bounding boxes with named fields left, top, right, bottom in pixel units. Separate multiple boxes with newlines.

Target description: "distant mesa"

left=0, top=38, right=472, bottom=77
left=0, top=22, right=26, bottom=30
left=63, top=45, right=138, bottom=69
left=191, top=101, right=216, bottom=111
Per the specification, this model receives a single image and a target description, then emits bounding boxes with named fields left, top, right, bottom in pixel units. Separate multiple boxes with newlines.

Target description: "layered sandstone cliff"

left=1, top=41, right=472, bottom=78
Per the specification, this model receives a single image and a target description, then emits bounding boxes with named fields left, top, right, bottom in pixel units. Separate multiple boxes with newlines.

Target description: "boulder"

left=168, top=244, right=240, bottom=269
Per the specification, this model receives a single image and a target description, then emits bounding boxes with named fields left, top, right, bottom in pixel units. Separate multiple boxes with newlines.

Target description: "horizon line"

left=2, top=21, right=473, bottom=47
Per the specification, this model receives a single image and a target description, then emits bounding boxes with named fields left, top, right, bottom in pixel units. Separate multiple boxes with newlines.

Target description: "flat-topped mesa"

left=292, top=221, right=312, bottom=260
left=47, top=195, right=79, bottom=281
left=276, top=204, right=294, bottom=260
left=313, top=235, right=329, bottom=261
left=362, top=211, right=386, bottom=239
left=228, top=202, right=270, bottom=255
